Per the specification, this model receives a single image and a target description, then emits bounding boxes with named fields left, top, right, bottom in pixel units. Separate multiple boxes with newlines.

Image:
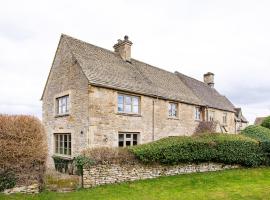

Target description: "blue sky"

left=0, top=0, right=270, bottom=123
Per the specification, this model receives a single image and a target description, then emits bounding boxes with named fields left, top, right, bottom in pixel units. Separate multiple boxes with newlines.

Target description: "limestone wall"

left=42, top=37, right=90, bottom=168
left=83, top=163, right=238, bottom=187
left=88, top=86, right=236, bottom=148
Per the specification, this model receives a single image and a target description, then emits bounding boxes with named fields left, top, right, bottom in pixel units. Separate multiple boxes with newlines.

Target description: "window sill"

left=52, top=154, right=73, bottom=160
left=116, top=112, right=142, bottom=117
left=55, top=113, right=70, bottom=118
left=167, top=117, right=179, bottom=120
left=195, top=119, right=202, bottom=122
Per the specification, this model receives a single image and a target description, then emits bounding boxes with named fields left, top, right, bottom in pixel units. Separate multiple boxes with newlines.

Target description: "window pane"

left=125, top=96, right=131, bottom=105
left=126, top=141, right=131, bottom=146
left=118, top=103, right=124, bottom=112
left=119, top=141, right=124, bottom=147
left=119, top=134, right=124, bottom=141
left=125, top=104, right=131, bottom=112
left=118, top=95, right=124, bottom=104
left=133, top=134, right=137, bottom=141
left=133, top=141, right=137, bottom=146
left=133, top=97, right=139, bottom=106
left=133, top=105, right=139, bottom=113
left=126, top=134, right=131, bottom=138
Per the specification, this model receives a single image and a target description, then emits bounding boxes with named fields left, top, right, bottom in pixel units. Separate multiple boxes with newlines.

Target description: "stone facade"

left=42, top=36, right=237, bottom=169
left=88, top=86, right=236, bottom=148
left=42, top=39, right=89, bottom=168
left=83, top=163, right=239, bottom=187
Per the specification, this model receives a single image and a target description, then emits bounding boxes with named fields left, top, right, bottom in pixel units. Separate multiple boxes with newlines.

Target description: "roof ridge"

left=62, top=33, right=182, bottom=78
left=62, top=33, right=119, bottom=57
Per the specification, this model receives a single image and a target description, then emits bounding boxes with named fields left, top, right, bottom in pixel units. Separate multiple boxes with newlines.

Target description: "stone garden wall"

left=83, top=162, right=239, bottom=188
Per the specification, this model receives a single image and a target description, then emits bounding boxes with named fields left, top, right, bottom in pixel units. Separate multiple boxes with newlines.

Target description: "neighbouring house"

left=41, top=34, right=248, bottom=168
left=254, top=117, right=266, bottom=125
left=234, top=108, right=249, bottom=132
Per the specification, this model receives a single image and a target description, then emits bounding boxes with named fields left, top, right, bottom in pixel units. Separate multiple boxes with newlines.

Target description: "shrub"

left=195, top=121, right=217, bottom=135
left=261, top=116, right=270, bottom=129
left=130, top=134, right=265, bottom=167
left=74, top=155, right=95, bottom=188
left=0, top=169, right=16, bottom=192
left=83, top=147, right=136, bottom=165
left=0, top=115, right=47, bottom=187
left=242, top=125, right=270, bottom=153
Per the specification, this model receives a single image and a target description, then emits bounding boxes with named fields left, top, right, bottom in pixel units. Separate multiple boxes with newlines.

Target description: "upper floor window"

left=55, top=133, right=71, bottom=156
left=208, top=111, right=215, bottom=121
left=118, top=94, right=139, bottom=114
left=195, top=107, right=201, bottom=120
left=56, top=95, right=69, bottom=115
left=223, top=113, right=227, bottom=124
left=168, top=103, right=178, bottom=117
left=118, top=132, right=138, bottom=147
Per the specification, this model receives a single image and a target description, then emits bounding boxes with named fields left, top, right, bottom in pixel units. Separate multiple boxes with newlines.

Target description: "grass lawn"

left=2, top=167, right=270, bottom=200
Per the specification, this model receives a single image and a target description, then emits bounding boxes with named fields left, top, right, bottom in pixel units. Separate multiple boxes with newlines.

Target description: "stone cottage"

left=41, top=34, right=248, bottom=168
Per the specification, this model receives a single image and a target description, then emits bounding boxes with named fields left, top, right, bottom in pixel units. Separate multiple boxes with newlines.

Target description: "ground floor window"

left=118, top=132, right=139, bottom=147
left=55, top=133, right=71, bottom=156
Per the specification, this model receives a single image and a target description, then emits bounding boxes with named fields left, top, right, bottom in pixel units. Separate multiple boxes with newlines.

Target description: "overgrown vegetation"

left=194, top=121, right=217, bottom=135
left=130, top=134, right=265, bottom=167
left=261, top=116, right=270, bottom=129
left=0, top=115, right=47, bottom=190
left=82, top=147, right=136, bottom=165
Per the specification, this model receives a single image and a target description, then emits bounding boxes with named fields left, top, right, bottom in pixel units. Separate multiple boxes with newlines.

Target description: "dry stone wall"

left=3, top=183, right=39, bottom=195
left=83, top=163, right=239, bottom=187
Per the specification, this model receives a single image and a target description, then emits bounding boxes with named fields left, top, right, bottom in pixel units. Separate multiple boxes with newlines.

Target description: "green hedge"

left=130, top=134, right=265, bottom=167
left=242, top=125, right=270, bottom=153
left=261, top=116, right=270, bottom=129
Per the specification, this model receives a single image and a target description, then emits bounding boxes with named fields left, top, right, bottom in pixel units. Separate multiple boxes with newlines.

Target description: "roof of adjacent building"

left=254, top=117, right=266, bottom=125
left=234, top=108, right=248, bottom=123
left=44, top=34, right=237, bottom=112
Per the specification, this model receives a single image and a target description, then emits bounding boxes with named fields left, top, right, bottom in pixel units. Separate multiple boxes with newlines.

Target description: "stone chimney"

left=113, top=35, right=133, bottom=62
left=204, top=72, right=215, bottom=88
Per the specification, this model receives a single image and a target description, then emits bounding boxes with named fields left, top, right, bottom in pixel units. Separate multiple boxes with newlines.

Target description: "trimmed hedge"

left=242, top=125, right=270, bottom=153
left=261, top=116, right=270, bottom=129
left=130, top=134, right=265, bottom=167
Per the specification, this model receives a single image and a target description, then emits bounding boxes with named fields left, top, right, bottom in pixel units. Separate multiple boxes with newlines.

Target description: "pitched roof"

left=53, top=34, right=236, bottom=112
left=234, top=108, right=248, bottom=123
left=175, top=72, right=235, bottom=112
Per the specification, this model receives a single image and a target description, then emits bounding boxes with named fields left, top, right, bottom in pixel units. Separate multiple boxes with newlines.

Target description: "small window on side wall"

left=118, top=133, right=138, bottom=147
left=168, top=103, right=178, bottom=117
left=56, top=95, right=69, bottom=115
left=195, top=107, right=201, bottom=120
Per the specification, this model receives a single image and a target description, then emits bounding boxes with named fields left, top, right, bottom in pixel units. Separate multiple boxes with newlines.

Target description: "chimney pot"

left=204, top=72, right=215, bottom=88
left=113, top=35, right=133, bottom=62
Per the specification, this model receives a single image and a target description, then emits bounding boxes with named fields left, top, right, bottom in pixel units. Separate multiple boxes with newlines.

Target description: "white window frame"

left=117, top=94, right=140, bottom=114
left=195, top=107, right=201, bottom=121
left=56, top=95, right=69, bottom=115
left=54, top=133, right=71, bottom=156
left=168, top=102, right=178, bottom=118
left=118, top=132, right=139, bottom=147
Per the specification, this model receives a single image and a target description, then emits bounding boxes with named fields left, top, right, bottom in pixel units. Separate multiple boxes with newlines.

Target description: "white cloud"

left=0, top=0, right=270, bottom=123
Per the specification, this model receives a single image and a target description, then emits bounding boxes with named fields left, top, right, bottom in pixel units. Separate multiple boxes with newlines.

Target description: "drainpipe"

left=152, top=99, right=155, bottom=141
